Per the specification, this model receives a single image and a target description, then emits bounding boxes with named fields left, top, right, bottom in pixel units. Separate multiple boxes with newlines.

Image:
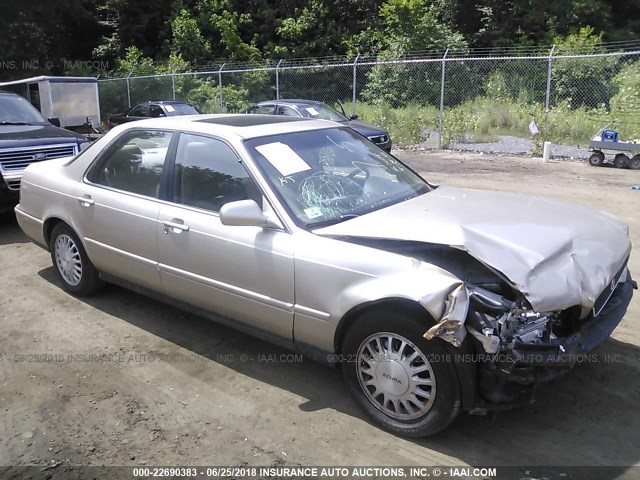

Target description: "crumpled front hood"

left=314, top=186, right=631, bottom=312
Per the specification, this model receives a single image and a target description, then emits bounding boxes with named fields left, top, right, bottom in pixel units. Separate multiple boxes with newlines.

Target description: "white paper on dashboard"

left=305, top=107, right=319, bottom=116
left=165, top=105, right=175, bottom=112
left=255, top=142, right=311, bottom=176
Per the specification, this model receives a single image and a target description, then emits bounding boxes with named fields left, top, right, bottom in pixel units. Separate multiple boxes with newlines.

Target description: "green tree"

left=0, top=0, right=104, bottom=80
left=93, top=0, right=174, bottom=63
left=551, top=27, right=618, bottom=109
left=458, top=0, right=612, bottom=47
left=361, top=0, right=468, bottom=108
left=378, top=0, right=466, bottom=53
left=171, top=9, right=212, bottom=63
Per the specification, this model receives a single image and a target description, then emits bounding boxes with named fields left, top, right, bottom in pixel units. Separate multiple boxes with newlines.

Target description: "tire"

left=614, top=154, right=630, bottom=169
left=50, top=223, right=104, bottom=296
left=588, top=152, right=604, bottom=167
left=630, top=155, right=640, bottom=170
left=341, top=308, right=462, bottom=437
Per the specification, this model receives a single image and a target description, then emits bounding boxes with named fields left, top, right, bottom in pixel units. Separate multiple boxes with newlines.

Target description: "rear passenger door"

left=156, top=132, right=295, bottom=338
left=76, top=129, right=174, bottom=291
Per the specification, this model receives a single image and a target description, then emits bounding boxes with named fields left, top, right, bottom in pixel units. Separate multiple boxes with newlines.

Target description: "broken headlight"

left=466, top=284, right=559, bottom=354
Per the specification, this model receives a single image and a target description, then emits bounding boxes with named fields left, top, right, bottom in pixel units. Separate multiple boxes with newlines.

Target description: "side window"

left=92, top=130, right=173, bottom=198
left=130, top=104, right=149, bottom=117
left=277, top=106, right=299, bottom=117
left=149, top=105, right=165, bottom=118
left=254, top=105, right=275, bottom=115
left=173, top=133, right=262, bottom=212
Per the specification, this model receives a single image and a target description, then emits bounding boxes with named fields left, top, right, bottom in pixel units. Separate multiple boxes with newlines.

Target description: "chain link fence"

left=98, top=48, right=640, bottom=157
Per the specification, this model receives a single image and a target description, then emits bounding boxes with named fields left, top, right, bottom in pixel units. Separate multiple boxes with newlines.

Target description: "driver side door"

left=156, top=133, right=295, bottom=338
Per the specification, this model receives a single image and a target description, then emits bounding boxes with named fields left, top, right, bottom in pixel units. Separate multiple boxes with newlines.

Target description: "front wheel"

left=341, top=309, right=462, bottom=437
left=50, top=223, right=104, bottom=296
left=588, top=152, right=604, bottom=166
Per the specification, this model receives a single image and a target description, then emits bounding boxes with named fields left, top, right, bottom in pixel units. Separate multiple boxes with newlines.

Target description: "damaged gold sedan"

left=15, top=115, right=636, bottom=436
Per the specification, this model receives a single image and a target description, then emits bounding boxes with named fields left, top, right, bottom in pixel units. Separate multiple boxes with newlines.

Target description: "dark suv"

left=244, top=100, right=392, bottom=152
left=0, top=91, right=89, bottom=212
left=107, top=101, right=200, bottom=128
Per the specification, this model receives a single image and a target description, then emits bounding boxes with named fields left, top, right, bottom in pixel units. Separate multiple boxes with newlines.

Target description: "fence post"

left=275, top=59, right=283, bottom=99
left=438, top=48, right=449, bottom=149
left=218, top=63, right=226, bottom=111
left=352, top=53, right=360, bottom=118
left=126, top=71, right=132, bottom=108
left=543, top=44, right=556, bottom=149
left=545, top=44, right=556, bottom=112
left=171, top=70, right=176, bottom=100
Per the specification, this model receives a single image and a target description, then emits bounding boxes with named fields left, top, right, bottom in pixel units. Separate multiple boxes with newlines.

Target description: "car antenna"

left=337, top=99, right=347, bottom=117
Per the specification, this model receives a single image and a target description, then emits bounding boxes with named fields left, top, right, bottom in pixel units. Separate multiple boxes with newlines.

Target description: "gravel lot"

left=419, top=130, right=591, bottom=159
left=1, top=151, right=639, bottom=479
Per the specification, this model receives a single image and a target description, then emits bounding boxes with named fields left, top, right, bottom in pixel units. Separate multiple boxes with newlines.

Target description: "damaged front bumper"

left=477, top=273, right=635, bottom=405
left=507, top=276, right=635, bottom=368
left=421, top=267, right=635, bottom=408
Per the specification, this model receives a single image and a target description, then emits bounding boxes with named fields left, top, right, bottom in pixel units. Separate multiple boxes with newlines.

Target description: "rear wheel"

left=614, top=153, right=630, bottom=169
left=50, top=223, right=104, bottom=296
left=630, top=155, right=640, bottom=170
left=588, top=152, right=604, bottom=166
left=341, top=308, right=462, bottom=437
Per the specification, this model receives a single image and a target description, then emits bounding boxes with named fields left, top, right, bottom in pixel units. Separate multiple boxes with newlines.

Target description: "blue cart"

left=588, top=125, right=640, bottom=169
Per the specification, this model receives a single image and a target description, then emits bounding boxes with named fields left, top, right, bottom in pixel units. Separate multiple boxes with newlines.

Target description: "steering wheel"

left=299, top=172, right=365, bottom=210
left=346, top=163, right=370, bottom=182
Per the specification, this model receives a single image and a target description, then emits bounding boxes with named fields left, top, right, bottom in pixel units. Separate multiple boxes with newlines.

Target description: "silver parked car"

left=15, top=115, right=635, bottom=436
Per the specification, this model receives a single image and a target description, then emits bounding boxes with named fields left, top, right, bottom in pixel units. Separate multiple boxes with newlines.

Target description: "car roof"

left=0, top=90, right=20, bottom=97
left=256, top=99, right=325, bottom=106
left=136, top=100, right=193, bottom=105
left=118, top=114, right=340, bottom=140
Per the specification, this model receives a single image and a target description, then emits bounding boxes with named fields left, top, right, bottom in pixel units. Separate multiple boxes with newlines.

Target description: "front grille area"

left=368, top=134, right=389, bottom=145
left=0, top=144, right=77, bottom=172
left=0, top=143, right=77, bottom=191
left=593, top=262, right=628, bottom=317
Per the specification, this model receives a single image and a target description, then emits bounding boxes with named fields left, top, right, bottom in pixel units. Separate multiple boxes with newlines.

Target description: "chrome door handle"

left=163, top=220, right=190, bottom=234
left=76, top=196, right=95, bottom=207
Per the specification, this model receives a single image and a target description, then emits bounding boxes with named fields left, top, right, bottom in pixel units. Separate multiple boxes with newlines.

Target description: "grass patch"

left=344, top=98, right=640, bottom=151
left=347, top=102, right=439, bottom=146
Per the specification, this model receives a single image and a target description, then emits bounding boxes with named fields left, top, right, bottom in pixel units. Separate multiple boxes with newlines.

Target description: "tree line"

left=0, top=0, right=638, bottom=80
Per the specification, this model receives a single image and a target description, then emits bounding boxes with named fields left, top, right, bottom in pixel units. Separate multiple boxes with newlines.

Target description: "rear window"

left=166, top=103, right=199, bottom=115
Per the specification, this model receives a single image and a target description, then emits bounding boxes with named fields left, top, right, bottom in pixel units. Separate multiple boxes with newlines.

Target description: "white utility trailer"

left=0, top=76, right=100, bottom=131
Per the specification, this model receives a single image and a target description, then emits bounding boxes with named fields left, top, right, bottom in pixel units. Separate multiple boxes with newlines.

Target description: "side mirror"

left=48, top=117, right=61, bottom=127
left=219, top=200, right=281, bottom=228
left=349, top=114, right=359, bottom=120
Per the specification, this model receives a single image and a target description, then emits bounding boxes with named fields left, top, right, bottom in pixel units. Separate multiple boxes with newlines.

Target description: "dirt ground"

left=1, top=151, right=639, bottom=478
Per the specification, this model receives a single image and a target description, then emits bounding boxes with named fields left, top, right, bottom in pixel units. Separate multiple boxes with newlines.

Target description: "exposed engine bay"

left=465, top=284, right=561, bottom=355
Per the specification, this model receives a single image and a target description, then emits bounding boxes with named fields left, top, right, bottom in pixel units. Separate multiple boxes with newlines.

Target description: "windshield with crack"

left=244, top=127, right=431, bottom=228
